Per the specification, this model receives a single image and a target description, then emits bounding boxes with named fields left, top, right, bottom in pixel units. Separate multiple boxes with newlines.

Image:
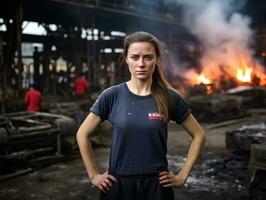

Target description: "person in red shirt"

left=73, top=73, right=89, bottom=97
left=24, top=84, right=42, bottom=112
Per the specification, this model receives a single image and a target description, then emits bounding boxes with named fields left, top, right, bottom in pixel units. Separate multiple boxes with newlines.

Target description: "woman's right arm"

left=76, top=112, right=116, bottom=192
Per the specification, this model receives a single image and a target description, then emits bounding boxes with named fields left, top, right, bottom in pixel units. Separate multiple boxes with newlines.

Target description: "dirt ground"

left=0, top=108, right=265, bottom=200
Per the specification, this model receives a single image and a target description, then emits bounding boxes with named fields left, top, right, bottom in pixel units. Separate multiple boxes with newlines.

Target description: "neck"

left=127, top=77, right=152, bottom=96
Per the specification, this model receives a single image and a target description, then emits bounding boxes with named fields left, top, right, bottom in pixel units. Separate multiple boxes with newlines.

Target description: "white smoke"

left=176, top=0, right=263, bottom=82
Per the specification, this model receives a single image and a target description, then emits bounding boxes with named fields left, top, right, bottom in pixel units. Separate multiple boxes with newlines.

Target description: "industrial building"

left=0, top=0, right=266, bottom=199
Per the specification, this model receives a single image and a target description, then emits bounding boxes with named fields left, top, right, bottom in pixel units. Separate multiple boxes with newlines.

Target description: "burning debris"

left=172, top=0, right=266, bottom=95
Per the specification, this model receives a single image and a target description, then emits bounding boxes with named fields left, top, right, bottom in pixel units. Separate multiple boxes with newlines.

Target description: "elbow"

left=76, top=127, right=91, bottom=145
left=76, top=130, right=81, bottom=144
left=199, top=130, right=206, bottom=147
left=194, top=129, right=206, bottom=147
left=76, top=128, right=84, bottom=144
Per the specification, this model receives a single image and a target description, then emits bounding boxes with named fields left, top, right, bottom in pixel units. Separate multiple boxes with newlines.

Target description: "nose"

left=137, top=58, right=145, bottom=68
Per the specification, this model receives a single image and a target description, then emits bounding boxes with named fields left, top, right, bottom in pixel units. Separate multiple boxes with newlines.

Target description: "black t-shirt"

left=90, top=83, right=191, bottom=175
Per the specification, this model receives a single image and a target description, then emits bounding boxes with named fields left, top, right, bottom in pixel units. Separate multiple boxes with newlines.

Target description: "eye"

left=130, top=55, right=139, bottom=60
left=144, top=55, right=154, bottom=61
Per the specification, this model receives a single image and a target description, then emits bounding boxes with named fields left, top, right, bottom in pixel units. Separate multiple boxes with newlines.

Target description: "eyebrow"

left=129, top=53, right=154, bottom=56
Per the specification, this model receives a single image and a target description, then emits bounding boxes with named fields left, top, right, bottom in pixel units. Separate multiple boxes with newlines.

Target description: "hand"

left=91, top=171, right=117, bottom=193
left=159, top=171, right=186, bottom=188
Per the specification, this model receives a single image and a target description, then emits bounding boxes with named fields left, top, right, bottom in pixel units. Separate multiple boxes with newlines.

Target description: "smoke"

left=175, top=0, right=263, bottom=83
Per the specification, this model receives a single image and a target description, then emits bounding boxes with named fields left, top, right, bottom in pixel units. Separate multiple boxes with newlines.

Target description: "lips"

left=136, top=71, right=147, bottom=73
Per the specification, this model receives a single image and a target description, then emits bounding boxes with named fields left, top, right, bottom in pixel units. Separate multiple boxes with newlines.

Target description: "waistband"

left=108, top=169, right=169, bottom=179
left=114, top=172, right=159, bottom=179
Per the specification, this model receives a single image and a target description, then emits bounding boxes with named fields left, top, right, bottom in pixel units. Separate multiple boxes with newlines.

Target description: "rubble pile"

left=167, top=153, right=247, bottom=199
left=0, top=112, right=77, bottom=181
left=226, top=122, right=266, bottom=199
left=189, top=94, right=246, bottom=122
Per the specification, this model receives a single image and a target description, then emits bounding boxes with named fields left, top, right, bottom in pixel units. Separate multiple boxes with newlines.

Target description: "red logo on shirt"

left=148, top=112, right=165, bottom=120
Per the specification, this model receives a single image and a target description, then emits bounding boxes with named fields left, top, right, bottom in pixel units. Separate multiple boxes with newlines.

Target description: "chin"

left=136, top=76, right=150, bottom=80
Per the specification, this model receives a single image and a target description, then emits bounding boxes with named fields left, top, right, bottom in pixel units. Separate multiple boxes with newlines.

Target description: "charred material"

left=226, top=123, right=266, bottom=154
left=226, top=86, right=266, bottom=108
left=226, top=123, right=266, bottom=199
left=189, top=94, right=246, bottom=122
left=46, top=99, right=113, bottom=147
left=0, top=111, right=77, bottom=181
left=248, top=144, right=266, bottom=199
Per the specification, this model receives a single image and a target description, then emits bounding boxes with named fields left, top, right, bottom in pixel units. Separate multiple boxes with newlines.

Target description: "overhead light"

left=22, top=21, right=47, bottom=36
left=81, top=28, right=86, bottom=39
left=93, top=28, right=99, bottom=35
left=49, top=24, right=57, bottom=31
left=103, top=36, right=111, bottom=40
left=51, top=45, right=57, bottom=51
left=87, top=35, right=93, bottom=40
left=114, top=48, right=123, bottom=53
left=0, top=24, right=7, bottom=32
left=104, top=48, right=112, bottom=53
left=111, top=31, right=126, bottom=37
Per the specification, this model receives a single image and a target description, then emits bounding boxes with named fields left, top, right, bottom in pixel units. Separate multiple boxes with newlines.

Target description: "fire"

left=182, top=59, right=266, bottom=94
left=198, top=74, right=211, bottom=84
left=236, top=67, right=252, bottom=82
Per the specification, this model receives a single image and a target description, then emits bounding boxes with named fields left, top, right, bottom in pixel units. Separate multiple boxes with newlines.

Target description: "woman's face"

left=126, top=42, right=158, bottom=81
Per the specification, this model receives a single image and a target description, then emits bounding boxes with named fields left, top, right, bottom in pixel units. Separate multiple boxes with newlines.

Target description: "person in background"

left=73, top=72, right=89, bottom=97
left=76, top=31, right=206, bottom=200
left=24, top=84, right=42, bottom=112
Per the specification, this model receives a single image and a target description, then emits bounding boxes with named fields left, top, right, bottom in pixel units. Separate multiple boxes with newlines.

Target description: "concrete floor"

left=0, top=109, right=265, bottom=200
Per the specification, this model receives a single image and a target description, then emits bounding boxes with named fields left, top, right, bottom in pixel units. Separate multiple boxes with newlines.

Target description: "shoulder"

left=169, top=89, right=185, bottom=100
left=36, top=90, right=42, bottom=96
left=169, top=89, right=190, bottom=107
left=169, top=89, right=191, bottom=123
left=100, top=83, right=124, bottom=96
left=97, top=83, right=125, bottom=101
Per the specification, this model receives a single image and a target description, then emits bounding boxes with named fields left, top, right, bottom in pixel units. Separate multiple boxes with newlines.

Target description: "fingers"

left=98, top=184, right=106, bottom=193
left=98, top=173, right=117, bottom=193
left=107, top=174, right=117, bottom=183
left=100, top=180, right=110, bottom=192
left=104, top=178, right=112, bottom=188
left=159, top=171, right=176, bottom=187
left=160, top=178, right=175, bottom=187
left=159, top=171, right=171, bottom=182
left=162, top=183, right=175, bottom=187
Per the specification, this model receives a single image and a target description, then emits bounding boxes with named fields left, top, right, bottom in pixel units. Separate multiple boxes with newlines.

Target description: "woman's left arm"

left=159, top=113, right=206, bottom=187
left=177, top=113, right=206, bottom=183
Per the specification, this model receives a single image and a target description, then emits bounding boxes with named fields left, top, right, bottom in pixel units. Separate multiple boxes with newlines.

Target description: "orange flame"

left=236, top=67, right=252, bottom=82
left=198, top=74, right=211, bottom=84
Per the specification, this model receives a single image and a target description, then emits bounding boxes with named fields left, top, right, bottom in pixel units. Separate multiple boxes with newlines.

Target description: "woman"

left=76, top=31, right=206, bottom=200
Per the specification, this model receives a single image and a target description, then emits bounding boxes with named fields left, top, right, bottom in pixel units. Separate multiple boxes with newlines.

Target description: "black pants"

left=99, top=173, right=175, bottom=200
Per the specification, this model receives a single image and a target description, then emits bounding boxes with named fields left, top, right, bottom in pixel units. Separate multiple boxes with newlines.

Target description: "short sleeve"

left=90, top=87, right=117, bottom=121
left=170, top=90, right=191, bottom=124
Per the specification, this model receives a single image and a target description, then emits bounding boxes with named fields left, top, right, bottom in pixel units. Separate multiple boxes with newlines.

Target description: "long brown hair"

left=123, top=31, right=173, bottom=122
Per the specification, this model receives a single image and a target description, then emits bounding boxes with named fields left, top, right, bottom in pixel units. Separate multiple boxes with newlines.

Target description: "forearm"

left=178, top=133, right=205, bottom=180
left=76, top=113, right=102, bottom=180
left=77, top=134, right=99, bottom=180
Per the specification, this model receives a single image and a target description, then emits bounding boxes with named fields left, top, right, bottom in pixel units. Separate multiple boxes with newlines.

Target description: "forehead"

left=127, top=42, right=156, bottom=54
